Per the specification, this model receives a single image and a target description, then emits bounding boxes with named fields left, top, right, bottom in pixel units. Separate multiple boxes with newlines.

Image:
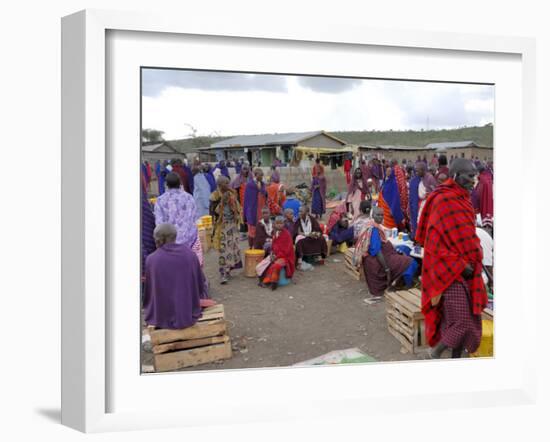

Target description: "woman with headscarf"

left=353, top=207, right=418, bottom=298
left=346, top=167, right=371, bottom=222
left=258, top=216, right=296, bottom=291
left=266, top=171, right=286, bottom=216
left=209, top=175, right=243, bottom=284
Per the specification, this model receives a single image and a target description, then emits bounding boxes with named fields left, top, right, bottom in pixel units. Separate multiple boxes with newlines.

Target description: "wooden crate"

left=343, top=247, right=364, bottom=281
left=385, top=288, right=427, bottom=354
left=149, top=304, right=232, bottom=372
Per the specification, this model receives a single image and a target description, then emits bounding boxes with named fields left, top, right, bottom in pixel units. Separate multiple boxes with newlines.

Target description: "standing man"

left=416, top=158, right=488, bottom=358
left=231, top=164, right=252, bottom=239
left=243, top=168, right=268, bottom=248
left=409, top=161, right=438, bottom=241
left=472, top=162, right=494, bottom=222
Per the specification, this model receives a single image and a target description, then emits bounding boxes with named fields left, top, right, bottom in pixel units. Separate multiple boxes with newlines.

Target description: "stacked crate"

left=149, top=304, right=232, bottom=372
left=385, top=288, right=427, bottom=354
left=197, top=215, right=213, bottom=253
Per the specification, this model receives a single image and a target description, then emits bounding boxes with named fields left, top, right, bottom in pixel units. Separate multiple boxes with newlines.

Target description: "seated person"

left=253, top=207, right=273, bottom=253
left=329, top=213, right=355, bottom=247
left=353, top=207, right=418, bottom=298
left=258, top=216, right=296, bottom=291
left=294, top=205, right=328, bottom=267
left=282, top=189, right=301, bottom=219
left=353, top=200, right=372, bottom=240
left=143, top=223, right=208, bottom=329
left=283, top=208, right=296, bottom=236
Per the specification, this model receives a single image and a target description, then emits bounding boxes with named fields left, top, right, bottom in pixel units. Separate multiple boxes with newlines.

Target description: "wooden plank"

left=344, top=268, right=361, bottom=281
left=387, top=326, right=413, bottom=353
left=150, top=320, right=226, bottom=345
left=482, top=308, right=494, bottom=321
left=386, top=315, right=414, bottom=343
left=386, top=291, right=423, bottom=320
left=397, top=290, right=422, bottom=309
left=386, top=310, right=414, bottom=332
left=419, top=320, right=426, bottom=346
left=153, top=335, right=229, bottom=355
left=154, top=341, right=233, bottom=372
left=198, top=304, right=225, bottom=322
left=408, top=287, right=422, bottom=297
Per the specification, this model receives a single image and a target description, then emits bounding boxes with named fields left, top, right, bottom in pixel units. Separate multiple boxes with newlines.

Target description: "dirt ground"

left=141, top=225, right=430, bottom=373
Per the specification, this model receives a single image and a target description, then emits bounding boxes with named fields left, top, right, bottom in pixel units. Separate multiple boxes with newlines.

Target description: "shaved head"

left=449, top=158, right=475, bottom=177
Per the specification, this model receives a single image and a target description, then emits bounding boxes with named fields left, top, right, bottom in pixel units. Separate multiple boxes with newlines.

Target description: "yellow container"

left=245, top=249, right=266, bottom=277
left=470, top=320, right=493, bottom=357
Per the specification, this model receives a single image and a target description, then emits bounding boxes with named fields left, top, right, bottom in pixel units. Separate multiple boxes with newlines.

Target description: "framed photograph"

left=62, top=9, right=536, bottom=433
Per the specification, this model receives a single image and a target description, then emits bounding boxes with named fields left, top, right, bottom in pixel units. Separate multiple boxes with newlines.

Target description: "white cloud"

left=141, top=71, right=495, bottom=140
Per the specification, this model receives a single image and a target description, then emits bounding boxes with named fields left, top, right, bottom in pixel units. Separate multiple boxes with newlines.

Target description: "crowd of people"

left=141, top=151, right=494, bottom=359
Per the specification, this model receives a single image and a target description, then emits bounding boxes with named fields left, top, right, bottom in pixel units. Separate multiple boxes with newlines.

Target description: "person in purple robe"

left=310, top=176, right=325, bottom=218
left=143, top=224, right=207, bottom=330
left=203, top=163, right=217, bottom=192
left=243, top=168, right=268, bottom=248
left=183, top=160, right=194, bottom=194
left=409, top=161, right=438, bottom=241
left=141, top=173, right=156, bottom=277
left=215, top=160, right=230, bottom=179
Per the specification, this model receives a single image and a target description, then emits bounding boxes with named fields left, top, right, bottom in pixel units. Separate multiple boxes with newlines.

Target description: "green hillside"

left=167, top=125, right=493, bottom=153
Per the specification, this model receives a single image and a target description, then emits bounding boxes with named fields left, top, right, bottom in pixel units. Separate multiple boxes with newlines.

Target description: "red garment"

left=266, top=182, right=284, bottom=215
left=326, top=202, right=347, bottom=233
left=344, top=159, right=352, bottom=185
left=270, top=228, right=295, bottom=278
left=416, top=179, right=488, bottom=347
left=172, top=164, right=191, bottom=194
left=474, top=170, right=493, bottom=220
left=312, top=163, right=324, bottom=177
left=393, top=165, right=409, bottom=222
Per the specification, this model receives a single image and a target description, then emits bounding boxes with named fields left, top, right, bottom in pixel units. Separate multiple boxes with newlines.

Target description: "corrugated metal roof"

left=211, top=131, right=345, bottom=148
left=141, top=143, right=164, bottom=152
left=141, top=142, right=177, bottom=153
left=425, top=141, right=479, bottom=149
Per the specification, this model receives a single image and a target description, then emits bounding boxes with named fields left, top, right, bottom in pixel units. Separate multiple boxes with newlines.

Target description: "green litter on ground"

left=294, top=348, right=377, bottom=366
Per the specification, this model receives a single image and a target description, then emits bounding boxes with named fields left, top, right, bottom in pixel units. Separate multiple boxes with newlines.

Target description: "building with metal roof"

left=202, top=130, right=348, bottom=166
left=141, top=141, right=186, bottom=162
left=424, top=140, right=493, bottom=162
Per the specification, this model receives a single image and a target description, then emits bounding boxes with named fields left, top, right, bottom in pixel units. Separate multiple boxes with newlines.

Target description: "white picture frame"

left=61, top=9, right=537, bottom=433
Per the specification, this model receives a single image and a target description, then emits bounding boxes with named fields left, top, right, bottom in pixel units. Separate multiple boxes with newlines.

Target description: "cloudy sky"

left=142, top=69, right=494, bottom=140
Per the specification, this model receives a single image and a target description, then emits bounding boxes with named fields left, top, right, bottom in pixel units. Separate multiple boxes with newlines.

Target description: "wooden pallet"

left=343, top=247, right=364, bottom=281
left=385, top=289, right=427, bottom=354
left=149, top=304, right=232, bottom=372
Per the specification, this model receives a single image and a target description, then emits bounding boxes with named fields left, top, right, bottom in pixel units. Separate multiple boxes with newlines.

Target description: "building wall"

left=439, top=147, right=493, bottom=162
left=301, top=133, right=346, bottom=149
left=142, top=152, right=186, bottom=163
left=359, top=149, right=436, bottom=163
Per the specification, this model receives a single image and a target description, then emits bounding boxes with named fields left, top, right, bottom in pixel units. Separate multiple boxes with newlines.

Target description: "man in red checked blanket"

left=416, top=158, right=488, bottom=359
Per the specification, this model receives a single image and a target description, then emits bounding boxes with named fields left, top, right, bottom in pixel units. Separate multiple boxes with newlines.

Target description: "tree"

left=142, top=128, right=165, bottom=143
